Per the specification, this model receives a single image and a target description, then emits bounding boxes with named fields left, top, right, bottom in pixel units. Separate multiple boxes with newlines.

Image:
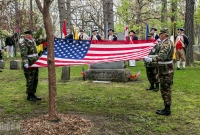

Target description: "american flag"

left=31, top=38, right=155, bottom=67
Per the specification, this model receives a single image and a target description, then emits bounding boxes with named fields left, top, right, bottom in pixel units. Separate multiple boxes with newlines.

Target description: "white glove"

left=24, top=64, right=29, bottom=68
left=144, top=56, right=152, bottom=62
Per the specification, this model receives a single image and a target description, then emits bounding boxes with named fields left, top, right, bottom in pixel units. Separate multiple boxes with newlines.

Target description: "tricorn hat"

left=177, top=28, right=184, bottom=31
left=24, top=30, right=33, bottom=35
left=129, top=30, right=135, bottom=34
left=108, top=28, right=114, bottom=32
left=80, top=29, right=85, bottom=32
left=92, top=29, right=97, bottom=32
left=150, top=27, right=157, bottom=31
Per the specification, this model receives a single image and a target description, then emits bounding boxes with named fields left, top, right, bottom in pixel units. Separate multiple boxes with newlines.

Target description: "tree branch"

left=35, top=0, right=43, bottom=14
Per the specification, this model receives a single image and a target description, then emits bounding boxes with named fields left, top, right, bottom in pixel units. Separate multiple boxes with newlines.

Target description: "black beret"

left=24, top=30, right=33, bottom=35
left=129, top=30, right=135, bottom=34
left=177, top=28, right=184, bottom=31
left=108, top=28, right=114, bottom=32
left=151, top=27, right=157, bottom=31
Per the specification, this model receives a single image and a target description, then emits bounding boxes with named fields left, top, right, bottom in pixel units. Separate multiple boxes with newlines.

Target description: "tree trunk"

left=161, top=0, right=167, bottom=26
left=35, top=0, right=58, bottom=121
left=66, top=0, right=71, bottom=29
left=58, top=0, right=66, bottom=38
left=170, top=0, right=177, bottom=22
left=196, top=22, right=200, bottom=44
left=107, top=0, right=114, bottom=29
left=103, top=0, right=108, bottom=38
left=184, top=0, right=195, bottom=66
left=30, top=0, right=33, bottom=29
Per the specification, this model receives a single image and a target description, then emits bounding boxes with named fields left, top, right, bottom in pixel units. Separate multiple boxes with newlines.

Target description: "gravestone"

left=61, top=66, right=70, bottom=81
left=10, top=60, right=20, bottom=70
left=85, top=61, right=132, bottom=82
left=117, top=33, right=125, bottom=40
left=0, top=60, right=5, bottom=69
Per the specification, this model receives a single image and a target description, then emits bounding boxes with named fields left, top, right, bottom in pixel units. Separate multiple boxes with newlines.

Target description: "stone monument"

left=0, top=60, right=5, bottom=69
left=85, top=61, right=132, bottom=82
left=10, top=60, right=20, bottom=70
left=61, top=66, right=70, bottom=81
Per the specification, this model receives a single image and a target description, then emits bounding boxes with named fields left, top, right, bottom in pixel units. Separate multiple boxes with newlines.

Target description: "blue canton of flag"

left=43, top=38, right=91, bottom=59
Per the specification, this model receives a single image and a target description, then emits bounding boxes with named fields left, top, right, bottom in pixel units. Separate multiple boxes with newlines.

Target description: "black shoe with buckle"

left=32, top=94, right=42, bottom=100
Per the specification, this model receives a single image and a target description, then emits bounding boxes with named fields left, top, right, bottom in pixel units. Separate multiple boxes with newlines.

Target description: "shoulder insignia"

left=163, top=44, right=168, bottom=46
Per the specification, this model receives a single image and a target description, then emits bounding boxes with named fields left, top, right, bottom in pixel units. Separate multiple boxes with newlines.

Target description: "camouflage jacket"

left=145, top=42, right=160, bottom=67
left=20, top=38, right=38, bottom=66
left=152, top=38, right=174, bottom=74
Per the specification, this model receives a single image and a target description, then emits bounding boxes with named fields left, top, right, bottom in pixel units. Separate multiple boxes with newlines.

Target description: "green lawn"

left=0, top=56, right=200, bottom=135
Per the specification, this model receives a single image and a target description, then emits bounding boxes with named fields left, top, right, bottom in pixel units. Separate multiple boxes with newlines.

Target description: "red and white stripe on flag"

left=31, top=39, right=155, bottom=68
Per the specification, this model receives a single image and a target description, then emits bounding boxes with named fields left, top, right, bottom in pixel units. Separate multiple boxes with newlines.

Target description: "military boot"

left=153, top=83, right=159, bottom=92
left=156, top=105, right=171, bottom=116
left=27, top=93, right=37, bottom=101
left=146, top=83, right=155, bottom=90
left=32, top=93, right=42, bottom=100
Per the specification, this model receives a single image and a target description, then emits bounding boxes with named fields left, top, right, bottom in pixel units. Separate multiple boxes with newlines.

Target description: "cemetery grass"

left=0, top=56, right=200, bottom=135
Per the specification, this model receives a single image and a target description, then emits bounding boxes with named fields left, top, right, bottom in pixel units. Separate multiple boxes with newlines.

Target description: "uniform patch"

left=151, top=48, right=156, bottom=53
left=21, top=44, right=25, bottom=46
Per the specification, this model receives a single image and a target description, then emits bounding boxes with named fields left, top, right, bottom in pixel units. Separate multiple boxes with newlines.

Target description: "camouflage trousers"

left=146, top=67, right=159, bottom=83
left=24, top=68, right=38, bottom=94
left=159, top=72, right=174, bottom=106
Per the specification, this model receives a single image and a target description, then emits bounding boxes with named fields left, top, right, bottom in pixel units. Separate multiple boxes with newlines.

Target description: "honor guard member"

left=175, top=28, right=189, bottom=70
left=20, top=30, right=42, bottom=101
left=145, top=33, right=160, bottom=92
left=144, top=28, right=174, bottom=115
left=150, top=27, right=159, bottom=40
left=108, top=28, right=117, bottom=41
left=91, top=29, right=101, bottom=40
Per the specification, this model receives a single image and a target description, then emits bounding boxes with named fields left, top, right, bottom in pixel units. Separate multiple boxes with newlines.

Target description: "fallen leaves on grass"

left=19, top=114, right=93, bottom=135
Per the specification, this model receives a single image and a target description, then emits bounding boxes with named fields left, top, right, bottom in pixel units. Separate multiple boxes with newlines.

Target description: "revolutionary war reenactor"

left=20, top=30, right=42, bottom=101
left=150, top=27, right=159, bottom=40
left=175, top=28, right=189, bottom=70
left=144, top=28, right=174, bottom=115
left=79, top=29, right=89, bottom=40
left=108, top=28, right=117, bottom=41
left=91, top=29, right=101, bottom=40
left=65, top=28, right=73, bottom=39
left=129, top=30, right=138, bottom=67
left=145, top=33, right=160, bottom=92
left=129, top=30, right=138, bottom=40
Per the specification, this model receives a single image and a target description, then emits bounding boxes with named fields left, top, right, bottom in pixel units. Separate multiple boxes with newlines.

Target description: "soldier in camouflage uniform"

left=145, top=33, right=160, bottom=92
left=144, top=28, right=174, bottom=115
left=20, top=30, right=41, bottom=101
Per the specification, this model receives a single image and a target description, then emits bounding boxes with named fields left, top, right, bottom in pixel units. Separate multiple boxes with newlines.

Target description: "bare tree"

left=35, top=0, right=58, bottom=121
